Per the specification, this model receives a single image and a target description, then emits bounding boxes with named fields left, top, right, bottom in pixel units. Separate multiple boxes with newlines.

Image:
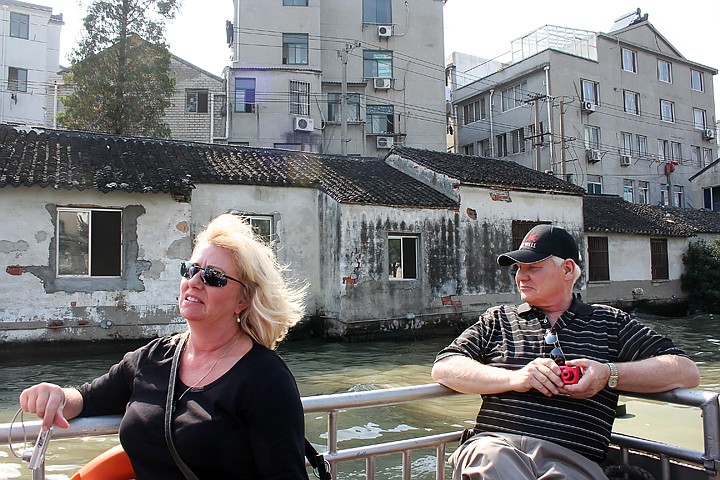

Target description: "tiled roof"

left=391, top=146, right=586, bottom=195
left=583, top=195, right=695, bottom=237
left=0, top=125, right=457, bottom=209
left=661, top=206, right=720, bottom=234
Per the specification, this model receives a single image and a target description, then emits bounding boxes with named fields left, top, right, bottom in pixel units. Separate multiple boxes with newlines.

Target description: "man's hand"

left=20, top=383, right=71, bottom=431
left=559, top=359, right=610, bottom=398
left=514, top=358, right=565, bottom=397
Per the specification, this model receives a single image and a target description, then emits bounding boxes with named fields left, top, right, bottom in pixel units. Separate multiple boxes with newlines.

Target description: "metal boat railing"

left=2, top=383, right=719, bottom=480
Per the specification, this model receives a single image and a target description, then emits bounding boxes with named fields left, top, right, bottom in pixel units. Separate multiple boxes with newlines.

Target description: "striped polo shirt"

left=435, top=299, right=687, bottom=462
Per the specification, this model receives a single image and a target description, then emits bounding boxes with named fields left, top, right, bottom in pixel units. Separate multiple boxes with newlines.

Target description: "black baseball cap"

left=497, top=225, right=580, bottom=266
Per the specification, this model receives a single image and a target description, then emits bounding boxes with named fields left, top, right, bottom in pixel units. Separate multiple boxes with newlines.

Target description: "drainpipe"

left=0, top=5, right=8, bottom=124
left=53, top=82, right=59, bottom=128
left=210, top=92, right=215, bottom=143
left=489, top=88, right=495, bottom=156
left=544, top=65, right=553, bottom=167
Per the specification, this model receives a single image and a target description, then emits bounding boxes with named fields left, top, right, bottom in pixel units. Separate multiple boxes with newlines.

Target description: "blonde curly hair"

left=194, top=213, right=307, bottom=350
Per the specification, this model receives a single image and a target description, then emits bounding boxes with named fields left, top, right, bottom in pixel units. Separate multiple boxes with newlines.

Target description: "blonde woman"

left=21, top=213, right=309, bottom=479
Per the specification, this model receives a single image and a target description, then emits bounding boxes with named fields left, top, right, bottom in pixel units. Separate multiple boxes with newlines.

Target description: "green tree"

left=681, top=238, right=720, bottom=313
left=59, top=0, right=179, bottom=137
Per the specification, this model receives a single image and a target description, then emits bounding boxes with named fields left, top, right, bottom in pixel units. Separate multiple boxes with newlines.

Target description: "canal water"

left=0, top=313, right=718, bottom=479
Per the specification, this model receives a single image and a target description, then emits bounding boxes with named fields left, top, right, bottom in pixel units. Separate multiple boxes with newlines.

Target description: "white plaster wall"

left=189, top=184, right=321, bottom=313
left=0, top=187, right=190, bottom=341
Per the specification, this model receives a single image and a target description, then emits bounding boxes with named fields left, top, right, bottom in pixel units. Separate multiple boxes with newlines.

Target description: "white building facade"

left=225, top=0, right=447, bottom=156
left=0, top=0, right=62, bottom=126
left=452, top=14, right=717, bottom=209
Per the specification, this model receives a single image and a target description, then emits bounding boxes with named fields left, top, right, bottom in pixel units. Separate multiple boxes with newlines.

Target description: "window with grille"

left=587, top=236, right=609, bottom=281
left=289, top=80, right=310, bottom=116
left=650, top=238, right=669, bottom=281
left=327, top=93, right=360, bottom=123
left=511, top=221, right=549, bottom=250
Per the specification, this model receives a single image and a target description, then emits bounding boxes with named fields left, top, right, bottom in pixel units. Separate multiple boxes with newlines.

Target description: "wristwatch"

left=607, top=362, right=619, bottom=389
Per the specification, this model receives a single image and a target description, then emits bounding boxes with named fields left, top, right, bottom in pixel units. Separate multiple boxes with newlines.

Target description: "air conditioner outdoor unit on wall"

left=293, top=116, right=314, bottom=132
left=586, top=149, right=601, bottom=163
left=378, top=25, right=393, bottom=37
left=373, top=78, right=391, bottom=90
left=376, top=136, right=394, bottom=149
left=703, top=128, right=716, bottom=140
left=582, top=101, right=596, bottom=113
left=620, top=155, right=632, bottom=166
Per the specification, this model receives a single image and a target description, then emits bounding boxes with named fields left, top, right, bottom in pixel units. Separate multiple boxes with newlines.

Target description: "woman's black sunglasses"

left=544, top=329, right=566, bottom=365
left=180, top=261, right=243, bottom=288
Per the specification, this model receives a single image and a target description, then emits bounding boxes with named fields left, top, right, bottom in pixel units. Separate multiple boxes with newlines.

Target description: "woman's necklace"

left=173, top=332, right=241, bottom=410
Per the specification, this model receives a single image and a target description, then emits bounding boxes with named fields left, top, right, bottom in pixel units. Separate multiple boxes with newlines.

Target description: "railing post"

left=327, top=409, right=338, bottom=480
left=401, top=450, right=411, bottom=480
left=437, top=443, right=446, bottom=480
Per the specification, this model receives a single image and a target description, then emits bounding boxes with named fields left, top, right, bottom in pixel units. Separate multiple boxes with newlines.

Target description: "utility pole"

left=338, top=42, right=359, bottom=156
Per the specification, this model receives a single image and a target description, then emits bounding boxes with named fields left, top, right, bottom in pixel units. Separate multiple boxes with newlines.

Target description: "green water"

left=0, top=314, right=718, bottom=479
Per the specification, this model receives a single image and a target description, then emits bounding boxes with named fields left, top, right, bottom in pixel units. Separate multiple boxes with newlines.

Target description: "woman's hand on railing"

left=19, top=382, right=70, bottom=431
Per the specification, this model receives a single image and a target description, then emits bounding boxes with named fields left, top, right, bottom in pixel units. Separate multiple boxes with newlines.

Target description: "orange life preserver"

left=70, top=444, right=135, bottom=480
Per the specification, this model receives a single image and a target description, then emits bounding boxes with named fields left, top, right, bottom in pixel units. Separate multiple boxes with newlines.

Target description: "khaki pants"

left=448, top=432, right=608, bottom=480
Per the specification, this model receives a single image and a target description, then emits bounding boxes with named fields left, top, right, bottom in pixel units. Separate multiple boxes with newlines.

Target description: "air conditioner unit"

left=582, top=101, right=596, bottom=113
left=378, top=25, right=393, bottom=37
left=586, top=149, right=601, bottom=163
left=373, top=77, right=391, bottom=90
left=703, top=128, right=716, bottom=140
left=620, top=155, right=632, bottom=166
left=376, top=136, right=394, bottom=149
left=293, top=116, right=314, bottom=132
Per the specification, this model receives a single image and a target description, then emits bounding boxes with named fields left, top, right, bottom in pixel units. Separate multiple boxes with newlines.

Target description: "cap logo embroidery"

left=526, top=234, right=538, bottom=242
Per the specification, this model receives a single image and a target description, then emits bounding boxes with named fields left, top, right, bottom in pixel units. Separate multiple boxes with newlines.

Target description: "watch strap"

left=607, top=362, right=619, bottom=388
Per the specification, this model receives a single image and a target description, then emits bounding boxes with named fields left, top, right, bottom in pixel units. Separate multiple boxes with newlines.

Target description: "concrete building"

left=48, top=54, right=226, bottom=143
left=451, top=10, right=718, bottom=209
left=224, top=0, right=447, bottom=156
left=0, top=0, right=62, bottom=126
left=5, top=124, right=719, bottom=343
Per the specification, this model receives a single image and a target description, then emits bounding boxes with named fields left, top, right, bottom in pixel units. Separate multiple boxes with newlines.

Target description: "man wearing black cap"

left=432, top=224, right=699, bottom=479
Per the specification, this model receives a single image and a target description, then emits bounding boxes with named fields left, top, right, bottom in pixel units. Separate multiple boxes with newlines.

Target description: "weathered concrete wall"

left=189, top=184, right=321, bottom=314
left=0, top=187, right=190, bottom=342
left=583, top=233, right=687, bottom=305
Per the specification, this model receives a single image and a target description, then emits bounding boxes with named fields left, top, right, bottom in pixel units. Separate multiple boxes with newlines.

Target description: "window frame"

left=366, top=104, right=394, bottom=134
left=587, top=175, right=602, bottom=194
left=185, top=89, right=209, bottom=114
left=495, top=133, right=507, bottom=157
left=362, top=0, right=392, bottom=25
left=671, top=141, right=682, bottom=164
left=623, top=90, right=640, bottom=115
left=8, top=67, right=28, bottom=92
left=581, top=79, right=599, bottom=105
left=56, top=207, right=122, bottom=278
left=674, top=185, right=684, bottom=208
left=584, top=125, right=600, bottom=150
left=282, top=33, right=309, bottom=65
left=658, top=139, right=670, bottom=162
left=691, top=69, right=704, bottom=92
left=501, top=81, right=527, bottom=112
left=10, top=12, right=29, bottom=39
left=623, top=179, right=634, bottom=202
left=621, top=48, right=637, bottom=73
left=289, top=80, right=310, bottom=116
left=693, top=108, right=707, bottom=130
left=248, top=215, right=274, bottom=245
left=638, top=181, right=649, bottom=205
left=621, top=132, right=633, bottom=156
left=234, top=77, right=256, bottom=113
left=283, top=0, right=308, bottom=5
left=327, top=92, right=360, bottom=123
left=660, top=99, right=675, bottom=123
left=650, top=238, right=669, bottom=281
left=363, top=50, right=393, bottom=79
left=657, top=59, right=673, bottom=83
left=587, top=236, right=610, bottom=282
left=636, top=135, right=648, bottom=158
left=388, top=234, right=418, bottom=280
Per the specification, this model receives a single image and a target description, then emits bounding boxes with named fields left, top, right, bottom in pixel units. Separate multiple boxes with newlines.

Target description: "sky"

left=43, top=0, right=720, bottom=113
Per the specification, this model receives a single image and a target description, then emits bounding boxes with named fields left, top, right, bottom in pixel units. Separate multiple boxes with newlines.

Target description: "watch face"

left=609, top=377, right=618, bottom=388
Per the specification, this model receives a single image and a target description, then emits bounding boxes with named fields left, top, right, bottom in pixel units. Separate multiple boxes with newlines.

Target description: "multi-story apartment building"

left=1, top=0, right=62, bottom=126
left=451, top=11, right=717, bottom=208
left=225, top=0, right=447, bottom=155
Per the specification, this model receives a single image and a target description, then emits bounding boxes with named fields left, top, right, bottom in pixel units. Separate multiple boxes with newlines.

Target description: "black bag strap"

left=165, top=334, right=200, bottom=480
left=305, top=439, right=331, bottom=480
